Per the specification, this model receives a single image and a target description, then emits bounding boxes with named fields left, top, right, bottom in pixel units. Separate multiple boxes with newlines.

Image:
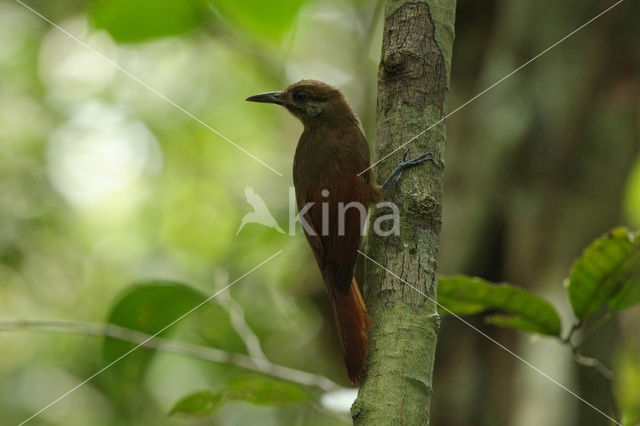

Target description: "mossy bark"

left=352, top=1, right=456, bottom=424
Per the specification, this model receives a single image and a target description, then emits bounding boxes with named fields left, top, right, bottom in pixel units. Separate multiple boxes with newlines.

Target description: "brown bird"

left=247, top=80, right=431, bottom=384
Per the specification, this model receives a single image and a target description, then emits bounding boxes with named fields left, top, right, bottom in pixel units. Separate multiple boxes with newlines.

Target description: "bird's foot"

left=381, top=150, right=435, bottom=189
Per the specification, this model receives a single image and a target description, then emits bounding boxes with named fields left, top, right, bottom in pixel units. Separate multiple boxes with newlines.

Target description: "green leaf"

left=567, top=227, right=640, bottom=321
left=609, top=274, right=640, bottom=309
left=225, top=376, right=311, bottom=406
left=91, top=0, right=206, bottom=43
left=170, top=390, right=224, bottom=416
left=169, top=377, right=310, bottom=417
left=438, top=275, right=562, bottom=336
left=484, top=314, right=550, bottom=333
left=103, top=281, right=209, bottom=399
left=208, top=0, right=305, bottom=42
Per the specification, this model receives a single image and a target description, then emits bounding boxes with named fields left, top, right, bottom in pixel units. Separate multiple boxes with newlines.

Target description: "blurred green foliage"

left=210, top=0, right=306, bottom=42
left=439, top=228, right=640, bottom=424
left=440, top=227, right=640, bottom=337
left=91, top=0, right=207, bottom=43
left=102, top=281, right=237, bottom=402
left=438, top=275, right=562, bottom=336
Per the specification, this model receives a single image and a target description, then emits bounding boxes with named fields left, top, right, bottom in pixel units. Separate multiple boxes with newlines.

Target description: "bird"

left=236, top=186, right=285, bottom=235
left=246, top=80, right=431, bottom=384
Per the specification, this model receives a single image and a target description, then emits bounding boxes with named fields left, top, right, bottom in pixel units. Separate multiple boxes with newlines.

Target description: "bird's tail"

left=328, top=275, right=372, bottom=384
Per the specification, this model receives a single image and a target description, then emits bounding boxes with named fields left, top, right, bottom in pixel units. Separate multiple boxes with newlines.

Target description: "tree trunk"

left=352, top=1, right=456, bottom=424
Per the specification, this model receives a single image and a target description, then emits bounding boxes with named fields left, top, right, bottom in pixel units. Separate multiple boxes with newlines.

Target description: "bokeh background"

left=1, top=0, right=639, bottom=424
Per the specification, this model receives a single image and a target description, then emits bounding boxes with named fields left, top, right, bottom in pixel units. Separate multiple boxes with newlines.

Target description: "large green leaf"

left=91, top=0, right=206, bottom=43
left=437, top=275, right=562, bottom=336
left=102, top=281, right=212, bottom=399
left=567, top=227, right=640, bottom=321
left=169, top=376, right=311, bottom=416
left=208, top=0, right=305, bottom=42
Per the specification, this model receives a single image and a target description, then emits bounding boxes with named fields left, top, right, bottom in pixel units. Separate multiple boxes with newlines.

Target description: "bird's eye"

left=293, top=91, right=308, bottom=103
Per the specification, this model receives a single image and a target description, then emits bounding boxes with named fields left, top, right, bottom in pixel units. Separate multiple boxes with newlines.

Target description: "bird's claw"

left=381, top=151, right=435, bottom=189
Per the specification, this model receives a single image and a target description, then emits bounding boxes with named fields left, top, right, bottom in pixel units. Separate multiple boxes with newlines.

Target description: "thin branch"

left=561, top=321, right=582, bottom=344
left=571, top=351, right=615, bottom=381
left=0, top=318, right=344, bottom=393
left=557, top=319, right=621, bottom=423
left=569, top=347, right=620, bottom=423
left=214, top=270, right=268, bottom=362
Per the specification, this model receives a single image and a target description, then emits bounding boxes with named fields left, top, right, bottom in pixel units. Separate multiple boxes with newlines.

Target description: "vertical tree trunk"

left=352, top=1, right=456, bottom=424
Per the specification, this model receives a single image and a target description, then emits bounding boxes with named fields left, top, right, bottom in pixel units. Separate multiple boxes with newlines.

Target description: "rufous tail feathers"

left=328, top=277, right=372, bottom=384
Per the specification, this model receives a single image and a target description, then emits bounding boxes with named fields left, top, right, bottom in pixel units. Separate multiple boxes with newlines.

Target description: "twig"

left=570, top=347, right=621, bottom=422
left=571, top=351, right=615, bottom=381
left=567, top=342, right=621, bottom=422
left=562, top=321, right=582, bottom=344
left=558, top=319, right=621, bottom=423
left=0, top=318, right=344, bottom=393
left=214, top=269, right=268, bottom=362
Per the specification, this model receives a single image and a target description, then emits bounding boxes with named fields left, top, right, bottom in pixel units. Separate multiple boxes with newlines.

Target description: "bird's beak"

left=245, top=91, right=284, bottom=105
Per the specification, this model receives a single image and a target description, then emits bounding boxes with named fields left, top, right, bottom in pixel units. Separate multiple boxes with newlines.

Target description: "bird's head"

left=246, top=80, right=358, bottom=127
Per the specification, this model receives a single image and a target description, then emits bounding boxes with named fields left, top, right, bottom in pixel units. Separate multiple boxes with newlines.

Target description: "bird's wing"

left=355, top=125, right=383, bottom=203
left=295, top=127, right=370, bottom=293
left=301, top=173, right=367, bottom=294
left=326, top=173, right=367, bottom=293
